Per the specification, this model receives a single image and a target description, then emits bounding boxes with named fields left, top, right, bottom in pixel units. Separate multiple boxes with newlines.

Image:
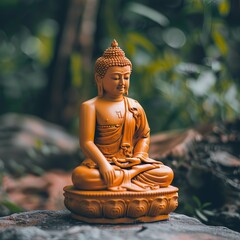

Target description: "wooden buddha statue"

left=64, top=40, right=178, bottom=223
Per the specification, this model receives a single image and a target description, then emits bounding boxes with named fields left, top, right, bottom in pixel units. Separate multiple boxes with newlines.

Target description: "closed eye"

left=111, top=74, right=120, bottom=80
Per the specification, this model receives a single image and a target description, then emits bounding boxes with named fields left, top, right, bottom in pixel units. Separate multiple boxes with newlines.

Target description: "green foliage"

left=0, top=200, right=23, bottom=216
left=0, top=1, right=58, bottom=115
left=0, top=160, right=24, bottom=216
left=0, top=0, right=240, bottom=131
left=184, top=196, right=215, bottom=222
left=70, top=52, right=83, bottom=88
left=97, top=0, right=240, bottom=132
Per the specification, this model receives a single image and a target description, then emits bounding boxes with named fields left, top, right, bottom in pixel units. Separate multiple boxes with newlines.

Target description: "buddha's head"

left=95, top=40, right=132, bottom=96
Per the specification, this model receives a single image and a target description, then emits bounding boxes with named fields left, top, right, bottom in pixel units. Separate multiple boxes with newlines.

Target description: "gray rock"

left=0, top=210, right=239, bottom=240
left=0, top=227, right=50, bottom=240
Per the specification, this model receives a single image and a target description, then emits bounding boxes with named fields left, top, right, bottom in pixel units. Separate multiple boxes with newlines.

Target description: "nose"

left=119, top=76, right=124, bottom=85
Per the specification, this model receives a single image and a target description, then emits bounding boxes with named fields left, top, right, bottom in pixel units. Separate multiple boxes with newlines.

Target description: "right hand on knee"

left=99, top=162, right=116, bottom=187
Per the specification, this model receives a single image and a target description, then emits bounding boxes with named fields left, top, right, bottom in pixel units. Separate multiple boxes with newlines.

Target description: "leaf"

left=184, top=0, right=203, bottom=14
left=37, top=19, right=58, bottom=66
left=195, top=209, right=208, bottom=222
left=202, top=202, right=212, bottom=208
left=212, top=29, right=228, bottom=56
left=218, top=0, right=230, bottom=16
left=202, top=210, right=215, bottom=216
left=127, top=2, right=169, bottom=27
left=192, top=196, right=202, bottom=208
left=146, top=52, right=179, bottom=74
left=126, top=32, right=157, bottom=54
left=70, top=52, right=82, bottom=88
left=1, top=200, right=23, bottom=213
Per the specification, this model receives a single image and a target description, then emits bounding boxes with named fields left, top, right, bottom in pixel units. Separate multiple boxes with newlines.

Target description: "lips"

left=117, top=86, right=125, bottom=90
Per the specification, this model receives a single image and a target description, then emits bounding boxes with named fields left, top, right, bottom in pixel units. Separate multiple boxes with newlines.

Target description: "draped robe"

left=79, top=97, right=172, bottom=191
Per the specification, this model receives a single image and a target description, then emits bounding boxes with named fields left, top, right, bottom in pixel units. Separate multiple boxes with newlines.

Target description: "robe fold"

left=79, top=97, right=172, bottom=190
left=92, top=97, right=158, bottom=165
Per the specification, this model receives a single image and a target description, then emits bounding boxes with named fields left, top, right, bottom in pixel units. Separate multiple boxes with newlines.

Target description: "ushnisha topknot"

left=95, top=39, right=132, bottom=78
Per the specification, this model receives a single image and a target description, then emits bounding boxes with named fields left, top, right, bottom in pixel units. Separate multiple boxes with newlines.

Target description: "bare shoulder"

left=80, top=97, right=98, bottom=112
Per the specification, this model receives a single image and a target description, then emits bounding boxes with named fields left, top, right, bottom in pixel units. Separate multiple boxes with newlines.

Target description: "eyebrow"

left=110, top=72, right=130, bottom=75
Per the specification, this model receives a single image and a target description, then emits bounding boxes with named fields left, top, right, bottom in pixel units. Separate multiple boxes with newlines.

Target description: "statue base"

left=63, top=185, right=178, bottom=224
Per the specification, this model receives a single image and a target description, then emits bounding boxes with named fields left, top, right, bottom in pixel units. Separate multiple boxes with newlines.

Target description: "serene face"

left=100, top=65, right=131, bottom=99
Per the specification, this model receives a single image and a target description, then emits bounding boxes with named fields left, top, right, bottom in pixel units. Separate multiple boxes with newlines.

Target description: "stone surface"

left=0, top=210, right=239, bottom=240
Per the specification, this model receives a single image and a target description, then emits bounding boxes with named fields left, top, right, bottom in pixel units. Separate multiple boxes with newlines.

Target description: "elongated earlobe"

left=98, top=84, right=103, bottom=97
left=95, top=74, right=103, bottom=97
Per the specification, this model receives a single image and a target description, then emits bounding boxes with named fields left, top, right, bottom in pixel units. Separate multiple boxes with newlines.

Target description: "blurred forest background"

left=1, top=0, right=240, bottom=132
left=0, top=0, right=240, bottom=231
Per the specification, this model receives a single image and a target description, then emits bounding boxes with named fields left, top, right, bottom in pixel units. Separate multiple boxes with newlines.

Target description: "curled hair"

left=95, top=40, right=132, bottom=78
